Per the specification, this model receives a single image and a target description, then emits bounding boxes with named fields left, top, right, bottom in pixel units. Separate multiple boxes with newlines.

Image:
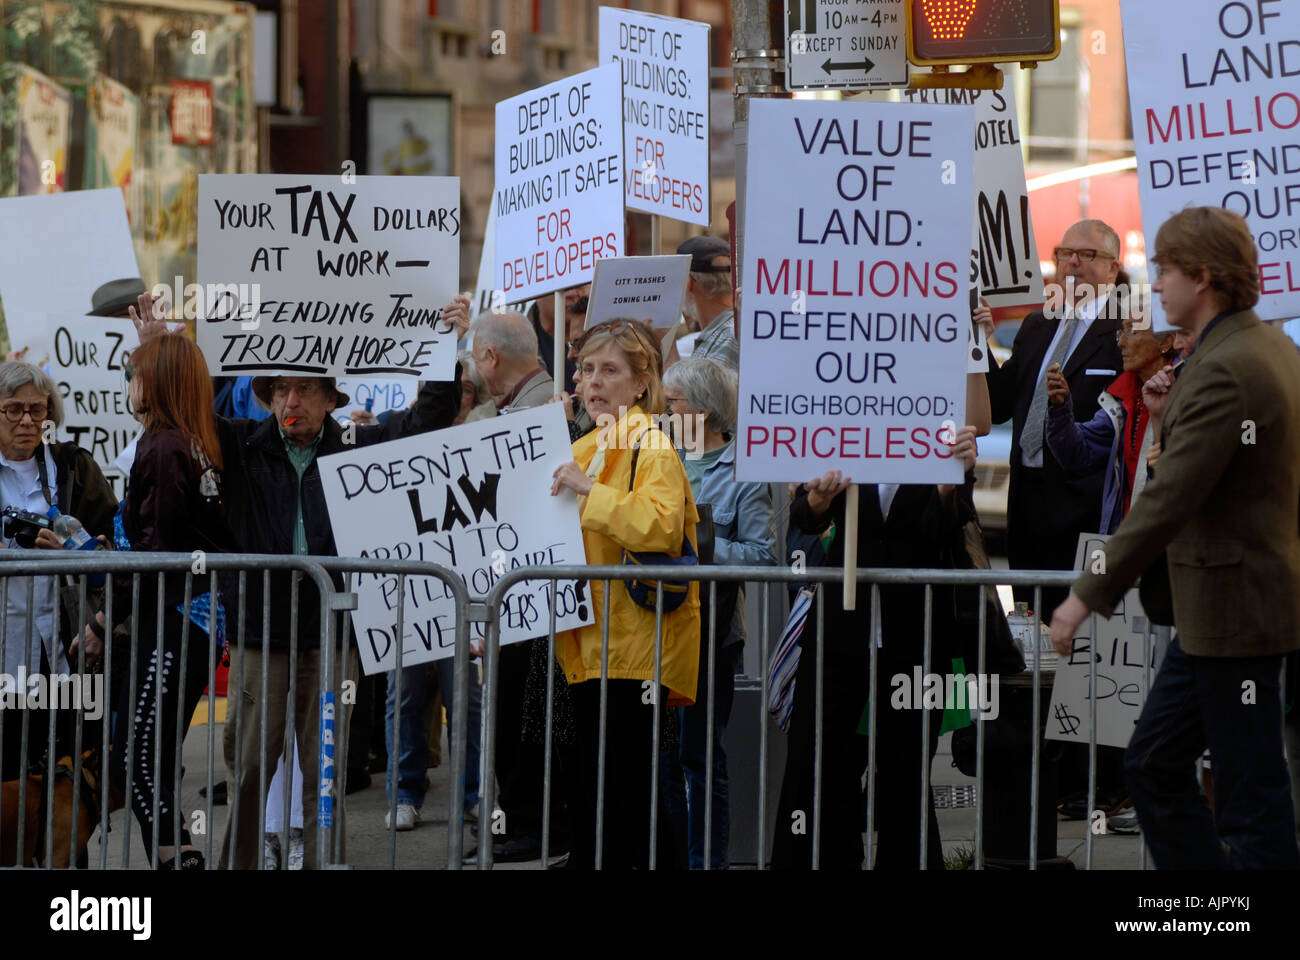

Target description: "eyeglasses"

left=0, top=402, right=48, bottom=424
left=272, top=379, right=324, bottom=398
left=1053, top=247, right=1117, bottom=263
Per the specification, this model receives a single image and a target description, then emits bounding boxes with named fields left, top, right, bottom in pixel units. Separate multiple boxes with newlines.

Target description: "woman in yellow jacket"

left=551, top=319, right=700, bottom=869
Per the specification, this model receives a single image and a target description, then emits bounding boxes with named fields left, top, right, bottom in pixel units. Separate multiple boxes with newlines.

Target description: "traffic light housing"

left=907, top=0, right=1061, bottom=67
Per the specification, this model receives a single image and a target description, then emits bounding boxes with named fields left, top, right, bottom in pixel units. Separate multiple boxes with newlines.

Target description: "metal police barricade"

left=310, top=557, right=473, bottom=869
left=0, top=551, right=341, bottom=870
left=476, top=564, right=1159, bottom=871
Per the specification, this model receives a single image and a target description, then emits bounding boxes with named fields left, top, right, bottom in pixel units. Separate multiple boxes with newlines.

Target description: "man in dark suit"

left=1052, top=207, right=1300, bottom=869
left=987, top=220, right=1126, bottom=612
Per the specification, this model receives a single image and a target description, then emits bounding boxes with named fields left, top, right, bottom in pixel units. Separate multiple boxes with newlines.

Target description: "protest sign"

left=47, top=313, right=139, bottom=499
left=0, top=189, right=140, bottom=358
left=1122, top=0, right=1300, bottom=322
left=599, top=8, right=711, bottom=225
left=735, top=98, right=974, bottom=484
left=1046, top=533, right=1157, bottom=750
left=902, top=85, right=1043, bottom=310
left=585, top=254, right=691, bottom=330
left=196, top=174, right=461, bottom=380
left=318, top=403, right=593, bottom=674
left=493, top=64, right=625, bottom=303
left=331, top=377, right=412, bottom=425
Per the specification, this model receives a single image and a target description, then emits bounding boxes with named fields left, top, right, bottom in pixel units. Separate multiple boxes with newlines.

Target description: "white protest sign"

left=318, top=403, right=593, bottom=675
left=47, top=314, right=139, bottom=500
left=599, top=8, right=711, bottom=225
left=494, top=63, right=625, bottom=303
left=0, top=189, right=139, bottom=357
left=736, top=98, right=974, bottom=484
left=1122, top=0, right=1300, bottom=322
left=585, top=254, right=691, bottom=330
left=901, top=85, right=1043, bottom=310
left=331, top=377, right=413, bottom=424
left=196, top=174, right=461, bottom=380
left=1046, top=533, right=1157, bottom=750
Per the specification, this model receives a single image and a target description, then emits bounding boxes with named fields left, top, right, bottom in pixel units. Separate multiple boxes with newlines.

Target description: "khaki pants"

left=218, top=646, right=358, bottom=869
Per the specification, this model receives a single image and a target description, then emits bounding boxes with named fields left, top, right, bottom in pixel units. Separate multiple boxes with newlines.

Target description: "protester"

left=772, top=427, right=981, bottom=870
left=0, top=362, right=117, bottom=779
left=1051, top=207, right=1300, bottom=869
left=1045, top=289, right=1177, bottom=533
left=660, top=357, right=776, bottom=869
left=78, top=333, right=238, bottom=869
left=550, top=318, right=700, bottom=869
left=455, top=350, right=496, bottom=424
left=466, top=310, right=570, bottom=861
left=985, top=220, right=1126, bottom=612
left=124, top=292, right=463, bottom=868
left=1040, top=285, right=1175, bottom=826
left=677, top=236, right=737, bottom=369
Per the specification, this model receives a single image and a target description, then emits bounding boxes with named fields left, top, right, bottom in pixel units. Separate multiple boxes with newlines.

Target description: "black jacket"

left=986, top=308, right=1123, bottom=552
left=216, top=373, right=461, bottom=650
left=46, top=441, right=118, bottom=539
left=789, top=482, right=969, bottom=666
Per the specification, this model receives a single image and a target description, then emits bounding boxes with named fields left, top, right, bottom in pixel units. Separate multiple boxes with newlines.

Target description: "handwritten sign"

left=902, top=85, right=1043, bottom=310
left=1122, top=0, right=1300, bottom=322
left=1046, top=533, right=1156, bottom=750
left=599, top=8, right=711, bottom=225
left=735, top=98, right=974, bottom=484
left=47, top=314, right=139, bottom=500
left=493, top=64, right=625, bottom=302
left=0, top=189, right=140, bottom=358
left=331, top=377, right=412, bottom=425
left=585, top=254, right=691, bottom=330
left=196, top=174, right=461, bottom=380
left=319, top=403, right=593, bottom=674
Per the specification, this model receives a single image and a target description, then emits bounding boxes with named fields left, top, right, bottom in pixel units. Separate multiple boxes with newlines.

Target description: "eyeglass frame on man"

left=1053, top=246, right=1118, bottom=264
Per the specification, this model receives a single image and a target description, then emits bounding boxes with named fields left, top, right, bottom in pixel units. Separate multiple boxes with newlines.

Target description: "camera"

left=2, top=505, right=52, bottom=548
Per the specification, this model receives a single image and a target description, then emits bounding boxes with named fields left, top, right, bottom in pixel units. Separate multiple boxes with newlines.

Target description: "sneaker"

left=385, top=803, right=421, bottom=831
left=1108, top=807, right=1141, bottom=834
left=288, top=829, right=304, bottom=870
left=263, top=834, right=281, bottom=870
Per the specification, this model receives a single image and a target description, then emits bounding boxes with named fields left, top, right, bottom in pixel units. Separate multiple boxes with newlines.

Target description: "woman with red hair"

left=84, top=333, right=238, bottom=869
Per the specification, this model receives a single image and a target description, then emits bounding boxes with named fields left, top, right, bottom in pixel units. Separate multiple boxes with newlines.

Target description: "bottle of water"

left=48, top=508, right=107, bottom=552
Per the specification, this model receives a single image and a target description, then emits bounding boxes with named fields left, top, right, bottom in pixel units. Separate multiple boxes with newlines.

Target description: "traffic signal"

left=907, top=0, right=1061, bottom=66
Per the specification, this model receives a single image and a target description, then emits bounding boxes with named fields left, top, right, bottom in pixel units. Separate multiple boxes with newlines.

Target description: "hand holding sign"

left=551, top=460, right=594, bottom=497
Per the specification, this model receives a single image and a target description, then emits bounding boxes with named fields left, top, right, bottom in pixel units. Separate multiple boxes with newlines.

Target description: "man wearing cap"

left=128, top=295, right=466, bottom=868
left=678, top=235, right=737, bottom=370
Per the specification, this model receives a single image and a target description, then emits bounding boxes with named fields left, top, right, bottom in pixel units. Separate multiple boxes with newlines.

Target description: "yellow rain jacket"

left=556, top=408, right=701, bottom=706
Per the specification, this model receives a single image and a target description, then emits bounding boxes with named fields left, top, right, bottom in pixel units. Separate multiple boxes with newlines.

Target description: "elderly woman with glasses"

left=0, top=362, right=117, bottom=779
left=550, top=318, right=701, bottom=869
left=660, top=356, right=777, bottom=869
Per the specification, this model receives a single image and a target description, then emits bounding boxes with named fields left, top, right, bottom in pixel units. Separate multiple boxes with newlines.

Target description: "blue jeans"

left=384, top=660, right=483, bottom=811
left=1125, top=636, right=1300, bottom=869
left=662, top=643, right=739, bottom=869
left=384, top=663, right=429, bottom=808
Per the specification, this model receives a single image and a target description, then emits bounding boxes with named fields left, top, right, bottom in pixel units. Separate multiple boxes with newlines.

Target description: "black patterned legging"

left=111, top=603, right=211, bottom=861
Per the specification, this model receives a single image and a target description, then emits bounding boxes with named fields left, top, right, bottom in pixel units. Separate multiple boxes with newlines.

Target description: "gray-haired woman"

left=660, top=356, right=777, bottom=869
left=0, top=362, right=117, bottom=779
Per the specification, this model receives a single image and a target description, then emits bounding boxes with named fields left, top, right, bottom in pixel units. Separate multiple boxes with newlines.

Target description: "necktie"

left=1021, top=314, right=1080, bottom=461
